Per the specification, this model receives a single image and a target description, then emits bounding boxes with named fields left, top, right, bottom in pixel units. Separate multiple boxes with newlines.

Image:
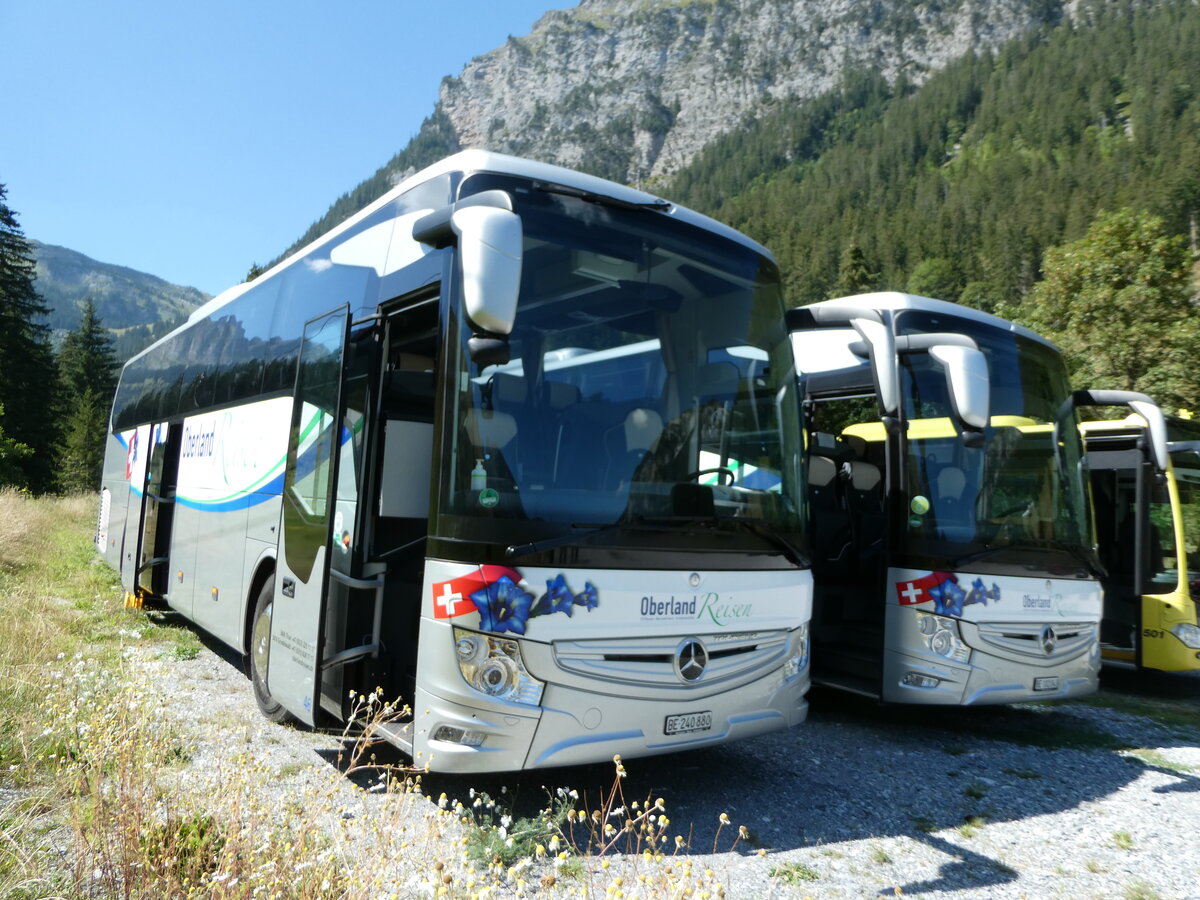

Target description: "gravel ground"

left=126, top=618, right=1200, bottom=899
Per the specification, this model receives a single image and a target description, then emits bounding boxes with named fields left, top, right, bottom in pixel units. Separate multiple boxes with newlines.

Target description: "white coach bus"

left=789, top=294, right=1157, bottom=704
left=96, top=151, right=812, bottom=772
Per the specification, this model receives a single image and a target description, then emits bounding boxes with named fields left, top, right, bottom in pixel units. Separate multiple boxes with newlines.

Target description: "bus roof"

left=123, top=152, right=776, bottom=372
left=802, top=292, right=1057, bottom=352
left=174, top=151, right=775, bottom=340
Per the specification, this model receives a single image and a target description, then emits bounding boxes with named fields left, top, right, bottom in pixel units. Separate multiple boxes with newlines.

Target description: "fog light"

left=903, top=672, right=940, bottom=688
left=430, top=725, right=487, bottom=747
left=1170, top=622, right=1200, bottom=649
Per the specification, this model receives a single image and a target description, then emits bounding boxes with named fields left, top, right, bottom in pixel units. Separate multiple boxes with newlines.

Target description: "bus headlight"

left=914, top=611, right=970, bottom=663
left=1171, top=623, right=1200, bottom=649
left=784, top=623, right=810, bottom=679
left=453, top=628, right=544, bottom=705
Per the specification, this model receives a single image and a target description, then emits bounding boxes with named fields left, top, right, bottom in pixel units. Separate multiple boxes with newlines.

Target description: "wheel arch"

left=242, top=550, right=276, bottom=656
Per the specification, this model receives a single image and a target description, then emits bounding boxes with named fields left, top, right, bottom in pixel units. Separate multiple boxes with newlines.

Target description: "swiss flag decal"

left=430, top=565, right=522, bottom=619
left=895, top=571, right=957, bottom=606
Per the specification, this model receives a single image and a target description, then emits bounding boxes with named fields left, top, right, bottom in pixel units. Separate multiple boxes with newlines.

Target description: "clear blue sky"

left=3, top=0, right=562, bottom=298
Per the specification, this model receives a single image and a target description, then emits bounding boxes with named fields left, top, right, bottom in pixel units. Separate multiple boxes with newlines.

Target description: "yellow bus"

left=1083, top=414, right=1200, bottom=671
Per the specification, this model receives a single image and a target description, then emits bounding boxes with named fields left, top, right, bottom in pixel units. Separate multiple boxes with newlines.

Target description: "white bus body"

left=98, top=151, right=812, bottom=772
left=789, top=293, right=1103, bottom=704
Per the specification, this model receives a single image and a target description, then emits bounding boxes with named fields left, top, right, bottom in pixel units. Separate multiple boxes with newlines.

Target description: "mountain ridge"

left=31, top=240, right=208, bottom=357
left=281, top=0, right=1081, bottom=257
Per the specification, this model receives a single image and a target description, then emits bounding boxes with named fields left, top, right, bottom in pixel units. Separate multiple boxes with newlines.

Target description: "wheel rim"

left=252, top=599, right=272, bottom=678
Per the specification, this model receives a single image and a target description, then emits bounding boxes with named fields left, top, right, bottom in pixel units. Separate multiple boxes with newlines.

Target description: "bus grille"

left=971, top=621, right=1095, bottom=661
left=553, top=631, right=790, bottom=688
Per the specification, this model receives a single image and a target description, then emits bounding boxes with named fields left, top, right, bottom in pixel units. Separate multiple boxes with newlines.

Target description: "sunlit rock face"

left=429, top=0, right=1069, bottom=185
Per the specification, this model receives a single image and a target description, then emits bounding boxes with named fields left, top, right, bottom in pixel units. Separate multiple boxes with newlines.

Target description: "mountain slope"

left=32, top=241, right=208, bottom=358
left=440, top=0, right=1061, bottom=182
left=283, top=0, right=1071, bottom=259
left=666, top=0, right=1200, bottom=305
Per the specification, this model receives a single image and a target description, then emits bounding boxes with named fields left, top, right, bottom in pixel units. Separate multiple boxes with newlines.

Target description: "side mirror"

left=414, top=191, right=523, bottom=365
left=1126, top=399, right=1168, bottom=472
left=1064, top=389, right=1169, bottom=472
left=850, top=317, right=898, bottom=415
left=929, top=344, right=990, bottom=433
left=787, top=305, right=897, bottom=414
left=452, top=205, right=522, bottom=338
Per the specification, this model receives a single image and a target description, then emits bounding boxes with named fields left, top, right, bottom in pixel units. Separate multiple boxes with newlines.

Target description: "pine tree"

left=56, top=297, right=119, bottom=492
left=830, top=243, right=878, bottom=298
left=0, top=403, right=33, bottom=489
left=906, top=258, right=962, bottom=303
left=0, top=183, right=57, bottom=492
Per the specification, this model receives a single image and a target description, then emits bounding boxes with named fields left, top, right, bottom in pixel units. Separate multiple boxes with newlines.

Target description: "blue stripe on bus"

left=174, top=473, right=287, bottom=513
left=122, top=411, right=347, bottom=514
left=532, top=729, right=643, bottom=767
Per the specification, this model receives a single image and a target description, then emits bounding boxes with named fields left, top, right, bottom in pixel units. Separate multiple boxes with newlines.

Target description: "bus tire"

left=249, top=575, right=294, bottom=724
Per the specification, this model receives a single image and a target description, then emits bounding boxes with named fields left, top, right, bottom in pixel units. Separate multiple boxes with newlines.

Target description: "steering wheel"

left=684, top=467, right=736, bottom=486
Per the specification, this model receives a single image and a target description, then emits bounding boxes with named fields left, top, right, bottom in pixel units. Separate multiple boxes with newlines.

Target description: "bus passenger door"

left=119, top=425, right=151, bottom=594
left=136, top=423, right=181, bottom=602
left=268, top=306, right=350, bottom=725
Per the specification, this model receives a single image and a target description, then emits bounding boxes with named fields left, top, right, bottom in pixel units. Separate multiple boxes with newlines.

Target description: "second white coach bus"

left=96, top=151, right=813, bottom=772
left=788, top=293, right=1158, bottom=704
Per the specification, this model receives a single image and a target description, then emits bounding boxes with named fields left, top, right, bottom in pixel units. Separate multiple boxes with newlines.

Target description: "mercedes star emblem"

left=675, top=639, right=708, bottom=683
left=1040, top=625, right=1058, bottom=655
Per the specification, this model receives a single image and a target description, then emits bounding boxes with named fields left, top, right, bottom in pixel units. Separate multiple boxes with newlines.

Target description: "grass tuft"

left=770, top=861, right=820, bottom=883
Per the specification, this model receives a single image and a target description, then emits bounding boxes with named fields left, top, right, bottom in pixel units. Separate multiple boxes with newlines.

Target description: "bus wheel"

left=250, top=575, right=293, bottom=723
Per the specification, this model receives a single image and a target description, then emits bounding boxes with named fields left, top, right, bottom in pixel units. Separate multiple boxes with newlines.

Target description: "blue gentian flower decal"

left=573, top=581, right=599, bottom=611
left=471, top=571, right=600, bottom=633
left=533, top=574, right=575, bottom=618
left=930, top=578, right=967, bottom=617
left=470, top=575, right=535, bottom=635
left=964, top=577, right=1001, bottom=608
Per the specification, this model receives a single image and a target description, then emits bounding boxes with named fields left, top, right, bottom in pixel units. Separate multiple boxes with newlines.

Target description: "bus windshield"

left=894, top=311, right=1091, bottom=565
left=1155, top=452, right=1200, bottom=589
left=437, top=180, right=804, bottom=558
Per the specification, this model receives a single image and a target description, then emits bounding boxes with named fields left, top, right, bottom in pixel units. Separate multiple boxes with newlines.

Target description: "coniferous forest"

left=2, top=0, right=1199, bottom=493
left=664, top=0, right=1200, bottom=407
left=667, top=1, right=1200, bottom=393
left=0, top=185, right=119, bottom=494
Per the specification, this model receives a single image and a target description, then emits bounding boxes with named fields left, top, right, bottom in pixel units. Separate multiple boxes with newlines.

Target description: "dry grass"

left=46, top=665, right=365, bottom=899
left=0, top=491, right=123, bottom=776
left=0, top=489, right=95, bottom=569
left=0, top=492, right=758, bottom=899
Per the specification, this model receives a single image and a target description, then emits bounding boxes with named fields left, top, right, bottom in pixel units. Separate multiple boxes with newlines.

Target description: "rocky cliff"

left=432, top=0, right=1066, bottom=185
left=287, top=0, right=1091, bottom=255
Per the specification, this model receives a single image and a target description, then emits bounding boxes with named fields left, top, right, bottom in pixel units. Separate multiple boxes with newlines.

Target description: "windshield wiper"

left=505, top=519, right=671, bottom=560
left=952, top=541, right=1097, bottom=571
left=533, top=180, right=672, bottom=212
left=720, top=516, right=810, bottom=568
left=507, top=514, right=809, bottom=567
